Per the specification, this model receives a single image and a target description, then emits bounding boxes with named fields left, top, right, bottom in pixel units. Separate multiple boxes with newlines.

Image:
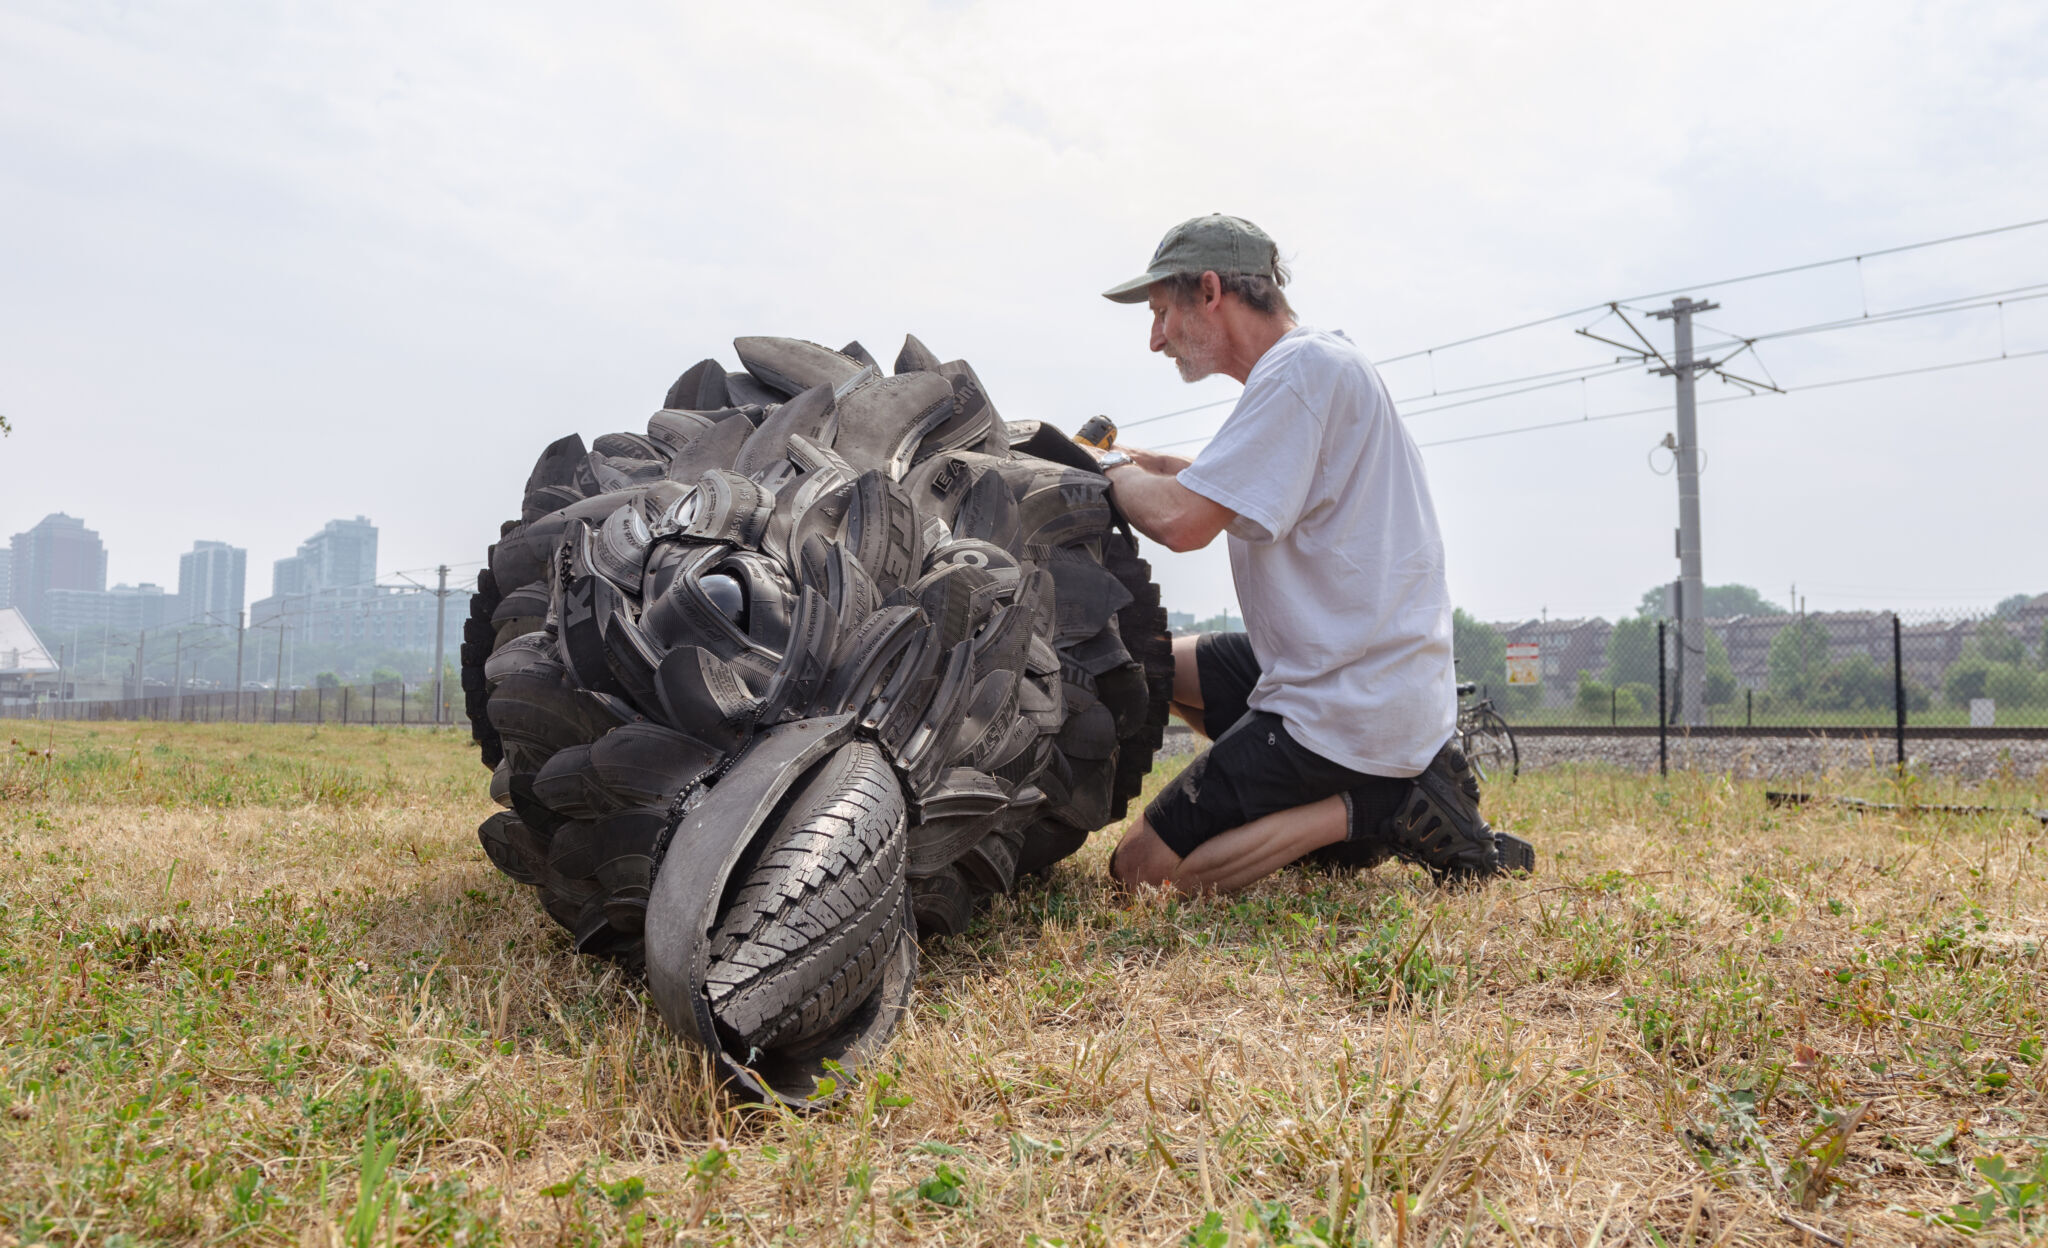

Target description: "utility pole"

left=135, top=629, right=147, bottom=701
left=234, top=610, right=245, bottom=722
left=431, top=564, right=450, bottom=725
left=274, top=621, right=287, bottom=722
left=1650, top=296, right=1718, bottom=728
left=171, top=630, right=184, bottom=719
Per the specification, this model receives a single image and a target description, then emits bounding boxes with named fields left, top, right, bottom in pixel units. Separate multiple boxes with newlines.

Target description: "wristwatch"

left=1097, top=450, right=1136, bottom=472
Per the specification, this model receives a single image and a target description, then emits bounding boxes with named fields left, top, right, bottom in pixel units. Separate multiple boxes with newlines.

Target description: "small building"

left=1492, top=617, right=1614, bottom=707
left=0, top=607, right=60, bottom=704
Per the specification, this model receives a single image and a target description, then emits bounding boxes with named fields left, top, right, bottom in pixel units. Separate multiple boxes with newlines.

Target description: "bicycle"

left=1456, top=681, right=1520, bottom=783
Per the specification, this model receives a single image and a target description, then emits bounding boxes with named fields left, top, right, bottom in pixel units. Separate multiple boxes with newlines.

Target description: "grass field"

left=2, top=723, right=2046, bottom=1246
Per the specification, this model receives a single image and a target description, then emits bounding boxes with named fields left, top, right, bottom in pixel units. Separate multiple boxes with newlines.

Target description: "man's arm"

left=1097, top=450, right=1235, bottom=553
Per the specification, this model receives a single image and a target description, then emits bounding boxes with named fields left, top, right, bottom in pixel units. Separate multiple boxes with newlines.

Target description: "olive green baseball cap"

left=1101, top=214, right=1281, bottom=303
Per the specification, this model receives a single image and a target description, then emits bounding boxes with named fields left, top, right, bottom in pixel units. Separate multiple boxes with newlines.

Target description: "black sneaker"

left=1384, top=742, right=1520, bottom=882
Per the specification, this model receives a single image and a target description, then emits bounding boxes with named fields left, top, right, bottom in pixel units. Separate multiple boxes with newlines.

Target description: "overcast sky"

left=4, top=0, right=2044, bottom=625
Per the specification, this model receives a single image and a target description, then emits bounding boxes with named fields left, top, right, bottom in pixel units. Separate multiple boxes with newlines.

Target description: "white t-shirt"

left=1177, top=326, right=1454, bottom=778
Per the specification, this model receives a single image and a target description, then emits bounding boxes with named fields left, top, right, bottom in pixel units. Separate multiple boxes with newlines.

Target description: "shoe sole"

left=1494, top=829, right=1536, bottom=875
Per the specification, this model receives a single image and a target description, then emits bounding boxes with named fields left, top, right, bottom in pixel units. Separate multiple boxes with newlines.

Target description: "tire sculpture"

left=463, top=335, right=1172, bottom=1104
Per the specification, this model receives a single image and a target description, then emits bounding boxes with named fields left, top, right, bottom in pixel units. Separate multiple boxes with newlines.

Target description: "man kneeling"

left=1091, top=214, right=1534, bottom=894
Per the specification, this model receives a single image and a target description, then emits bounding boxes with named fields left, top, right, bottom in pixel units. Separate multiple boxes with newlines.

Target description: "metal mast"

left=431, top=564, right=450, bottom=725
left=1650, top=296, right=1717, bottom=727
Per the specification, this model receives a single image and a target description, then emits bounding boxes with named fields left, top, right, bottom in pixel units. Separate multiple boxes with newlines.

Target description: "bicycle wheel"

left=1461, top=707, right=1519, bottom=783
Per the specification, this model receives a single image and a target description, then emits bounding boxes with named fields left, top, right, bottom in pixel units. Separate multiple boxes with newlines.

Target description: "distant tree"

left=1809, top=653, right=1891, bottom=711
left=2040, top=622, right=2048, bottom=671
left=1985, top=663, right=2047, bottom=709
left=370, top=666, right=403, bottom=685
left=1704, top=632, right=1737, bottom=706
left=314, top=671, right=341, bottom=689
left=1994, top=592, right=2036, bottom=619
left=0, top=413, right=10, bottom=436
left=1452, top=609, right=1506, bottom=690
left=1767, top=615, right=1831, bottom=703
left=1619, top=682, right=1657, bottom=721
left=1575, top=671, right=1611, bottom=717
left=1636, top=582, right=1785, bottom=619
left=1944, top=657, right=1991, bottom=707
left=1605, top=616, right=1662, bottom=687
left=1968, top=624, right=2027, bottom=667
left=1575, top=671, right=1647, bottom=720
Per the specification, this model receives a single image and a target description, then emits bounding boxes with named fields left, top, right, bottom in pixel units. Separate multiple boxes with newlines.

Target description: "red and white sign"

left=1506, top=642, right=1541, bottom=686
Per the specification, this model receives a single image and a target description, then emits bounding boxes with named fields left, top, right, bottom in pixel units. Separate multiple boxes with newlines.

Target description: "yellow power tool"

left=1074, top=415, right=1117, bottom=450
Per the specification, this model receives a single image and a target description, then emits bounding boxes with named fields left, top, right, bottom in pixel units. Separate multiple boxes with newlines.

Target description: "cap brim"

left=1100, top=270, right=1168, bottom=304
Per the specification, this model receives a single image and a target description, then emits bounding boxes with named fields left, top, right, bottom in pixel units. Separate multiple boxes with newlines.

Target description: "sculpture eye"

left=700, top=572, right=747, bottom=629
left=669, top=486, right=703, bottom=530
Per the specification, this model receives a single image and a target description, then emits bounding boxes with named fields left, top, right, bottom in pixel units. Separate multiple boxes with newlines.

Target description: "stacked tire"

left=463, top=334, right=1170, bottom=1100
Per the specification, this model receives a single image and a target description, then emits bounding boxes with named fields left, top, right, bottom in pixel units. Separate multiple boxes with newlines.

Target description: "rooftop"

left=0, top=608, right=59, bottom=674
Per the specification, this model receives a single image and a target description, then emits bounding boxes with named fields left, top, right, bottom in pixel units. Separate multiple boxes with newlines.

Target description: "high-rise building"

left=8, top=514, right=108, bottom=633
left=249, top=517, right=459, bottom=663
left=110, top=584, right=170, bottom=635
left=41, top=588, right=107, bottom=638
left=176, top=541, right=246, bottom=629
left=292, top=516, right=377, bottom=595
left=271, top=553, right=310, bottom=599
left=41, top=583, right=169, bottom=640
left=269, top=517, right=375, bottom=605
left=0, top=548, right=12, bottom=608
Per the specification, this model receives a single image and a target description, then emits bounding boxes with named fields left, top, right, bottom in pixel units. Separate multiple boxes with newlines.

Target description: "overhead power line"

left=1157, top=342, right=2048, bottom=454
left=1375, top=214, right=2048, bottom=366
left=1123, top=275, right=2046, bottom=440
left=1683, top=285, right=2048, bottom=353
left=1413, top=344, right=2048, bottom=449
left=1401, top=361, right=1646, bottom=418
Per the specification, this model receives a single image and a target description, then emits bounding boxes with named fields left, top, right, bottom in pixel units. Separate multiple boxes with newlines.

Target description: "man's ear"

left=1201, top=270, right=1223, bottom=308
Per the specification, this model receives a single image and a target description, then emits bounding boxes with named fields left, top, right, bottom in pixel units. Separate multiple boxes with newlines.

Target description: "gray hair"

left=1160, top=262, right=1294, bottom=319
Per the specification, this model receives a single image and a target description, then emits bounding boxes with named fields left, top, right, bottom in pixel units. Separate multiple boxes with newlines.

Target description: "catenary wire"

left=1412, top=344, right=2048, bottom=448
left=1155, top=343, right=2048, bottom=455
left=1116, top=355, right=1654, bottom=433
left=1373, top=214, right=2048, bottom=366
left=1125, top=279, right=2048, bottom=436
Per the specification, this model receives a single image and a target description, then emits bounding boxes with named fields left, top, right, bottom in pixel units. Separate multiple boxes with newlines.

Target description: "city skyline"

left=2, top=509, right=467, bottom=650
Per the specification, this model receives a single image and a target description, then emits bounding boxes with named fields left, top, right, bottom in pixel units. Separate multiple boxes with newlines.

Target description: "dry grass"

left=2, top=723, right=2047, bottom=1245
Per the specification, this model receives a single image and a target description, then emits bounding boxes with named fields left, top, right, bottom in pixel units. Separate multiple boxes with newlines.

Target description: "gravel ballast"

left=1515, top=733, right=2048, bottom=782
left=1160, top=724, right=2048, bottom=783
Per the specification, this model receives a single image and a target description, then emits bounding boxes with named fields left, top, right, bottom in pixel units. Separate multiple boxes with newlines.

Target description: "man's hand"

left=1081, top=441, right=1191, bottom=476
left=1087, top=442, right=1235, bottom=553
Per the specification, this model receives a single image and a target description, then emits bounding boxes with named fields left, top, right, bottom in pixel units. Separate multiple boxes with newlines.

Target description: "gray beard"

left=1167, top=318, right=1226, bottom=382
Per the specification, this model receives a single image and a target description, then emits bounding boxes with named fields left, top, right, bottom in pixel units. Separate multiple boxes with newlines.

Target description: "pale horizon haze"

left=4, top=1, right=2045, bottom=626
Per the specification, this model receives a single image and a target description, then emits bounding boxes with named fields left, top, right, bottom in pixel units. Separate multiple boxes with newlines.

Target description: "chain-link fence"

left=0, top=679, right=456, bottom=726
left=1458, top=606, right=2048, bottom=732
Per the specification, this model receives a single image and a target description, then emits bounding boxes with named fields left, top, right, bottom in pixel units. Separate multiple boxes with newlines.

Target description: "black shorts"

left=1146, top=632, right=1410, bottom=865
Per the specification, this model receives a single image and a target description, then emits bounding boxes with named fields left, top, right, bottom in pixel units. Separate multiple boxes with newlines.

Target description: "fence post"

left=1657, top=620, right=1669, bottom=778
left=1892, top=611, right=1906, bottom=773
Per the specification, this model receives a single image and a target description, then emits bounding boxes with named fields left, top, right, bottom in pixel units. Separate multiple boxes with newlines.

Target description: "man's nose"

left=1149, top=317, right=1167, bottom=353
